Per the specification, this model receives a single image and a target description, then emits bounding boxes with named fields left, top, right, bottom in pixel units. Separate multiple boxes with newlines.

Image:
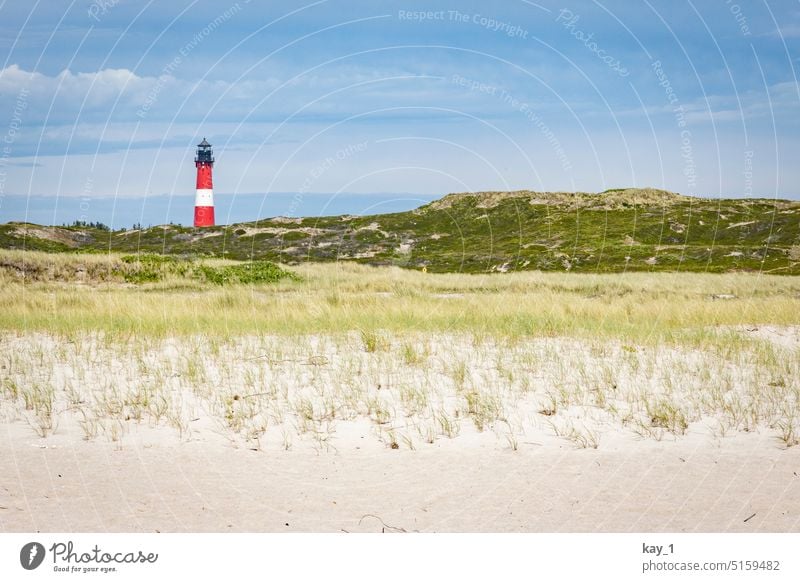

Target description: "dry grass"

left=1, top=250, right=798, bottom=340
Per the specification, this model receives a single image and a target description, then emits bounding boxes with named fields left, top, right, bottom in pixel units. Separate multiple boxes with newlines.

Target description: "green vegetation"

left=0, top=249, right=294, bottom=287
left=3, top=188, right=799, bottom=274
left=120, top=253, right=179, bottom=283
left=198, top=261, right=297, bottom=285
left=64, top=220, right=111, bottom=231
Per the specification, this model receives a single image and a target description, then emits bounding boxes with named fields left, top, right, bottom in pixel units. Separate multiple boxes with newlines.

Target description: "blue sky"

left=0, top=0, right=798, bottom=226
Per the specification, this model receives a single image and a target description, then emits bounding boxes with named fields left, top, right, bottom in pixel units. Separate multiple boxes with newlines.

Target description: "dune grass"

left=0, top=250, right=798, bottom=340
left=1, top=250, right=799, bottom=449
left=1, top=327, right=798, bottom=450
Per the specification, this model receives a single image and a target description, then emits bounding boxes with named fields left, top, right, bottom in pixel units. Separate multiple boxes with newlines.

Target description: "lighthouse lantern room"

left=194, top=138, right=215, bottom=227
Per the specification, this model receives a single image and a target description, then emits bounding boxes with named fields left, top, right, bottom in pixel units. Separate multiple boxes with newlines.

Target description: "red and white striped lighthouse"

left=193, top=138, right=215, bottom=227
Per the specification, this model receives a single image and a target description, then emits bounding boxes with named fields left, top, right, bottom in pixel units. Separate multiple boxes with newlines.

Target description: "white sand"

left=2, top=428, right=799, bottom=532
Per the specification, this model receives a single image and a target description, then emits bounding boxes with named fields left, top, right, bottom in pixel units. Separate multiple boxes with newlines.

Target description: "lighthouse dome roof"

left=198, top=138, right=211, bottom=147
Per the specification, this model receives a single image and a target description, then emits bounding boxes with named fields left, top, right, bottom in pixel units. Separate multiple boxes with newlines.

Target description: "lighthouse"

left=194, top=138, right=215, bottom=227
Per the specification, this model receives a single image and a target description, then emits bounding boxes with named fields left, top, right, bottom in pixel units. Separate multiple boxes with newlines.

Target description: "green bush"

left=281, top=230, right=309, bottom=241
left=120, top=253, right=177, bottom=283
left=198, top=261, right=297, bottom=285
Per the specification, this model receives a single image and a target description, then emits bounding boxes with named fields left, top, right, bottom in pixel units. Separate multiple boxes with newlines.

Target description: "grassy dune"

left=1, top=249, right=798, bottom=339
left=3, top=188, right=799, bottom=274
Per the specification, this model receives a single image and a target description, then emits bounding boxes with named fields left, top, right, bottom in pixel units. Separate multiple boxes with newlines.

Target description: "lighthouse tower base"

left=194, top=186, right=215, bottom=227
left=194, top=205, right=215, bottom=227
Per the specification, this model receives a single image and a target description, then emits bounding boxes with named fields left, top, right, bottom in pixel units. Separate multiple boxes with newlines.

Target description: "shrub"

left=198, top=261, right=296, bottom=285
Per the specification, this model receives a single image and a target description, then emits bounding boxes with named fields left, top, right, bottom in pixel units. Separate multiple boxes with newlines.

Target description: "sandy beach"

left=2, top=425, right=799, bottom=532
left=2, top=327, right=799, bottom=533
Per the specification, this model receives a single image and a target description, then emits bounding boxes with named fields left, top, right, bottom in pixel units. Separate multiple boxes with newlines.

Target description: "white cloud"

left=0, top=64, right=169, bottom=122
left=0, top=64, right=145, bottom=96
left=0, top=63, right=455, bottom=126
